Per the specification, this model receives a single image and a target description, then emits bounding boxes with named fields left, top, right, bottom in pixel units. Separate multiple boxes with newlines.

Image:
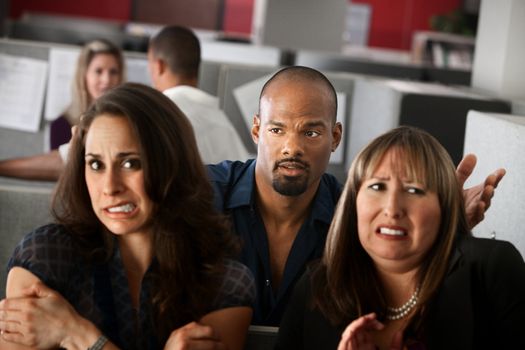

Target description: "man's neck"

left=158, top=73, right=198, bottom=92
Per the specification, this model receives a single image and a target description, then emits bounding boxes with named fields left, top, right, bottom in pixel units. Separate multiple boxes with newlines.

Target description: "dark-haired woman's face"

left=356, top=150, right=441, bottom=272
left=84, top=114, right=154, bottom=238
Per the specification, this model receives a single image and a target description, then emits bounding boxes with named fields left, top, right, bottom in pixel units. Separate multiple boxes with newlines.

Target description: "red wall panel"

left=10, top=0, right=131, bottom=21
left=352, top=0, right=461, bottom=49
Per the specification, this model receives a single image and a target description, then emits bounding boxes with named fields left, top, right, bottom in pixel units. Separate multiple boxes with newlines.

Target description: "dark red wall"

left=10, top=0, right=131, bottom=21
left=352, top=0, right=461, bottom=49
left=10, top=0, right=461, bottom=50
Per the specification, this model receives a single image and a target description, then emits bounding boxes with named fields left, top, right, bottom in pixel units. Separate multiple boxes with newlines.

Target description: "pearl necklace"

left=386, top=287, right=420, bottom=321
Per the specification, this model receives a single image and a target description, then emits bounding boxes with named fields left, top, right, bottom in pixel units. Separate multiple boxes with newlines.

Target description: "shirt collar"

left=225, top=160, right=337, bottom=225
left=163, top=85, right=219, bottom=108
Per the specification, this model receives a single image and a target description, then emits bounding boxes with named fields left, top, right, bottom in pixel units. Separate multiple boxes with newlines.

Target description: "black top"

left=276, top=236, right=525, bottom=349
left=8, top=224, right=256, bottom=350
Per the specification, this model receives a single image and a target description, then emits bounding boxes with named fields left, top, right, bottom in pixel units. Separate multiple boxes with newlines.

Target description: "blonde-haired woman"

left=50, top=39, right=124, bottom=150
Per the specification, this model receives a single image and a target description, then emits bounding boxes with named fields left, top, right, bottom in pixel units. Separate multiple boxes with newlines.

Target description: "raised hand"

left=456, top=154, right=506, bottom=229
left=337, top=313, right=386, bottom=350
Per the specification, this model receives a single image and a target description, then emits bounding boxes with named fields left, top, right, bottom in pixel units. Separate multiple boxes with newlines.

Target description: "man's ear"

left=156, top=58, right=167, bottom=76
left=331, top=122, right=343, bottom=152
left=251, top=115, right=261, bottom=145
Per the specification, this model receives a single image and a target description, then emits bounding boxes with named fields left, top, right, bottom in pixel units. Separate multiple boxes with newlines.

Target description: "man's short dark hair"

left=149, top=26, right=201, bottom=79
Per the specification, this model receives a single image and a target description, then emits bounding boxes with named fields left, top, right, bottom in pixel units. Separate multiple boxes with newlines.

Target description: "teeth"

left=379, top=227, right=406, bottom=236
left=108, top=203, right=135, bottom=213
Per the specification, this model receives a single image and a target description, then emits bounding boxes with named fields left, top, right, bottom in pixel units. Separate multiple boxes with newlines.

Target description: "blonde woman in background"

left=50, top=38, right=125, bottom=150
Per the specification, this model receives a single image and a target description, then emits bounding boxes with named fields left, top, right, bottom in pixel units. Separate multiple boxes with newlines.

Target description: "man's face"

left=252, top=80, right=342, bottom=197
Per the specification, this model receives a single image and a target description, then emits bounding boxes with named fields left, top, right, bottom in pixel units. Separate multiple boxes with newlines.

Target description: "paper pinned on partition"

left=233, top=74, right=272, bottom=133
left=45, top=47, right=80, bottom=121
left=0, top=53, right=48, bottom=132
left=233, top=76, right=347, bottom=165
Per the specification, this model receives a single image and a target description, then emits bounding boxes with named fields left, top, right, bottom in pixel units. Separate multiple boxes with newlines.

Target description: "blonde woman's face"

left=85, top=53, right=121, bottom=101
left=356, top=149, right=441, bottom=273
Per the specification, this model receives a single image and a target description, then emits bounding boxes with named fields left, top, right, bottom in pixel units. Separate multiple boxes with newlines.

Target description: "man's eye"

left=122, top=159, right=141, bottom=170
left=269, top=128, right=282, bottom=134
left=305, top=130, right=320, bottom=137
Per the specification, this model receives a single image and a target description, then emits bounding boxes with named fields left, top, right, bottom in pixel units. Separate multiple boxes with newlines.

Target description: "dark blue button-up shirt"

left=208, top=160, right=342, bottom=326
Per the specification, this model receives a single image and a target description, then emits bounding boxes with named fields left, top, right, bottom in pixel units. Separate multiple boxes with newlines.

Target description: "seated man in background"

left=0, top=25, right=249, bottom=181
left=148, top=25, right=251, bottom=164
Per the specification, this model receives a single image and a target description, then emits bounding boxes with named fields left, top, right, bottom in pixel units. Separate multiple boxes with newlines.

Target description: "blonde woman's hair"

left=312, top=126, right=469, bottom=337
left=64, top=39, right=125, bottom=125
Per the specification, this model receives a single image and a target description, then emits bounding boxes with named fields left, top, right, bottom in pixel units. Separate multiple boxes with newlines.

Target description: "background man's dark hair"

left=149, top=26, right=201, bottom=79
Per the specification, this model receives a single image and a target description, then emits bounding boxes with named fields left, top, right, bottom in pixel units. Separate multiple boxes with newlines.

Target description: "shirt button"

left=265, top=279, right=271, bottom=287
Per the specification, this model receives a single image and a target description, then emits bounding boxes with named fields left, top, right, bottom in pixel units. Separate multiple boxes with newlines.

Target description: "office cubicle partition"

left=463, top=111, right=525, bottom=258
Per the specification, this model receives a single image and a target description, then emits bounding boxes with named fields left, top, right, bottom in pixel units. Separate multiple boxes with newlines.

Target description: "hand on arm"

left=456, top=154, right=506, bottom=229
left=0, top=267, right=118, bottom=350
left=164, top=306, right=252, bottom=350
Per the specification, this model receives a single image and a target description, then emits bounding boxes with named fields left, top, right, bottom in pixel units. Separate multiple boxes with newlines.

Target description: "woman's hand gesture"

left=337, top=313, right=403, bottom=350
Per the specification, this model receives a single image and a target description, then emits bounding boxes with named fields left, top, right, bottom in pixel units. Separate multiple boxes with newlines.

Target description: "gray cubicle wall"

left=347, top=79, right=511, bottom=167
left=218, top=63, right=374, bottom=182
left=295, top=50, right=423, bottom=81
left=198, top=60, right=223, bottom=96
left=0, top=184, right=53, bottom=299
left=217, top=63, right=278, bottom=155
left=295, top=50, right=473, bottom=86
left=463, top=111, right=525, bottom=258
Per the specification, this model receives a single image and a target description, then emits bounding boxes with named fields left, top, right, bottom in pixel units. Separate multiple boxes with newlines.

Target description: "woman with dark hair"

left=0, top=83, right=254, bottom=350
left=275, top=126, right=525, bottom=349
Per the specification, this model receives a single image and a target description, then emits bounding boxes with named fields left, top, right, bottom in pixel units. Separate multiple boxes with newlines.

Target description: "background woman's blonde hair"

left=64, top=39, right=125, bottom=125
left=314, top=126, right=469, bottom=336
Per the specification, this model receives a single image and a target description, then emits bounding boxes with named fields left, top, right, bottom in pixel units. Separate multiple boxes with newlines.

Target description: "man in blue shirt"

left=208, top=66, right=505, bottom=326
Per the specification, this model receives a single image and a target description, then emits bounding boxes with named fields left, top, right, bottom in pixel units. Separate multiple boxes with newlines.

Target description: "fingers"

left=165, top=322, right=224, bottom=350
left=21, top=281, right=55, bottom=299
left=456, top=153, right=477, bottom=187
left=338, top=313, right=384, bottom=350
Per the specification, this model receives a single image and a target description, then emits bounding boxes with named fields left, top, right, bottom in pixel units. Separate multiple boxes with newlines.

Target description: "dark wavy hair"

left=312, top=126, right=469, bottom=339
left=52, top=82, right=235, bottom=342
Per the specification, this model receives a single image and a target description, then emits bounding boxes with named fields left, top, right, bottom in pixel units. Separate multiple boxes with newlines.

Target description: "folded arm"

left=0, top=267, right=118, bottom=350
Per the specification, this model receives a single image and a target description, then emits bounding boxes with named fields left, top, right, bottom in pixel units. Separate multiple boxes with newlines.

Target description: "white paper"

left=45, top=47, right=80, bottom=121
left=125, top=57, right=152, bottom=86
left=233, top=74, right=272, bottom=132
left=201, top=41, right=281, bottom=66
left=0, top=53, right=48, bottom=132
left=233, top=75, right=347, bottom=165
